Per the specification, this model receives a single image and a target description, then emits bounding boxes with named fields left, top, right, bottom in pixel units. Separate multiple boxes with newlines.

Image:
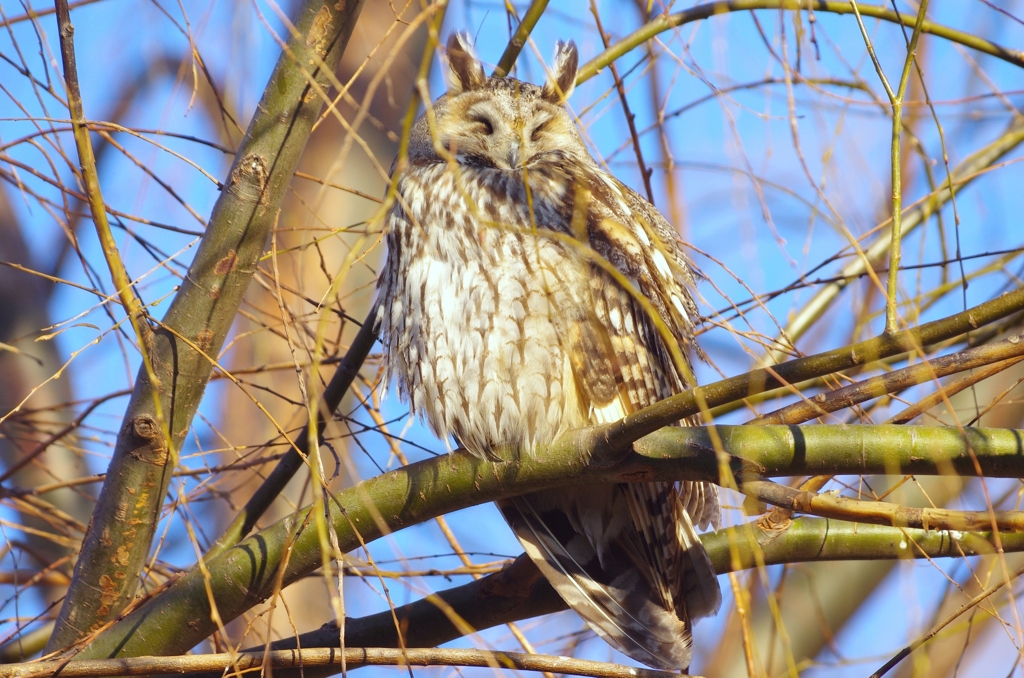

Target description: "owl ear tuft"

left=541, top=40, right=578, bottom=105
left=446, top=32, right=487, bottom=94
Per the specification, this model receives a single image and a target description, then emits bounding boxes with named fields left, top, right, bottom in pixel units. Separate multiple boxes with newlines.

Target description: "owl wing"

left=500, top=170, right=721, bottom=670
left=582, top=167, right=721, bottom=566
left=585, top=277, right=721, bottom=615
left=499, top=282, right=720, bottom=668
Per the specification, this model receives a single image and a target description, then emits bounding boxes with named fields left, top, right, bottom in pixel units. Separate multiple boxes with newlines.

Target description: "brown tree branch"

left=887, top=355, right=1024, bottom=424
left=61, top=424, right=1024, bottom=661
left=751, top=334, right=1024, bottom=425
left=10, top=520, right=1016, bottom=677
left=45, top=0, right=368, bottom=652
left=600, top=286, right=1024, bottom=454
left=740, top=479, right=1024, bottom=533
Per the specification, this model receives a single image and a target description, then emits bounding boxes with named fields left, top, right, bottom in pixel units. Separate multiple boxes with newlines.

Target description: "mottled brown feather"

left=377, top=34, right=721, bottom=671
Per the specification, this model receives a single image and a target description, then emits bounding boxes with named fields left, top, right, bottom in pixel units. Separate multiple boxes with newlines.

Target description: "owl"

left=377, top=33, right=721, bottom=670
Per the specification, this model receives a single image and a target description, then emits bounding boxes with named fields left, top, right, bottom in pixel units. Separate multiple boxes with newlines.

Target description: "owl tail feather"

left=499, top=492, right=708, bottom=671
left=676, top=505, right=722, bottom=621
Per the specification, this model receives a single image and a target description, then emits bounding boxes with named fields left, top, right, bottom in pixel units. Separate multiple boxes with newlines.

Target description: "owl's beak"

left=505, top=139, right=521, bottom=169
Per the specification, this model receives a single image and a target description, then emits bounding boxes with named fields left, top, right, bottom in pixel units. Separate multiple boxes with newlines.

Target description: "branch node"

left=227, top=154, right=270, bottom=202
left=123, top=416, right=168, bottom=465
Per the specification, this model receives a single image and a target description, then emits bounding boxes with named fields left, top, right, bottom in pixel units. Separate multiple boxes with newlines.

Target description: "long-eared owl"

left=377, top=33, right=721, bottom=670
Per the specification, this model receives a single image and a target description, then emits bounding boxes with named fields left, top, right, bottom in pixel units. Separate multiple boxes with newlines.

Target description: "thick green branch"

left=46, top=0, right=367, bottom=653
left=629, top=425, right=1024, bottom=481
left=601, top=286, right=1024, bottom=452
left=198, top=520, right=1024, bottom=678
left=70, top=425, right=1024, bottom=660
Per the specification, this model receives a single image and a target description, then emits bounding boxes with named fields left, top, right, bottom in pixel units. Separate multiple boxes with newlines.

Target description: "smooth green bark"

left=46, top=0, right=367, bottom=652
left=70, top=425, right=1023, bottom=660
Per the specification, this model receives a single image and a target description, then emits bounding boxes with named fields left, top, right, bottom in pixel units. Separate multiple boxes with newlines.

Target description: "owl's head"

left=407, top=33, right=590, bottom=169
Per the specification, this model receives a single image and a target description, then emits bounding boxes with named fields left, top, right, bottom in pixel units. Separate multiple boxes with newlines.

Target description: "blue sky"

left=3, top=0, right=1024, bottom=675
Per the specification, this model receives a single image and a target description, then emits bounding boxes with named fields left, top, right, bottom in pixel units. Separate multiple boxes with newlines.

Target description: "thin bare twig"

left=869, top=565, right=1024, bottom=677
left=589, top=0, right=655, bottom=203
left=751, top=334, right=1024, bottom=425
left=575, top=1, right=1024, bottom=85
left=0, top=647, right=684, bottom=678
left=53, top=0, right=152, bottom=349
left=888, top=355, right=1024, bottom=424
left=740, top=478, right=1024, bottom=533
left=728, top=572, right=759, bottom=678
left=602, top=286, right=1024, bottom=453
left=849, top=0, right=930, bottom=333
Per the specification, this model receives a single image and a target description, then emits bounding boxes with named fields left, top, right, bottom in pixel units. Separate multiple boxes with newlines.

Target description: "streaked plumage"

left=377, top=33, right=721, bottom=670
